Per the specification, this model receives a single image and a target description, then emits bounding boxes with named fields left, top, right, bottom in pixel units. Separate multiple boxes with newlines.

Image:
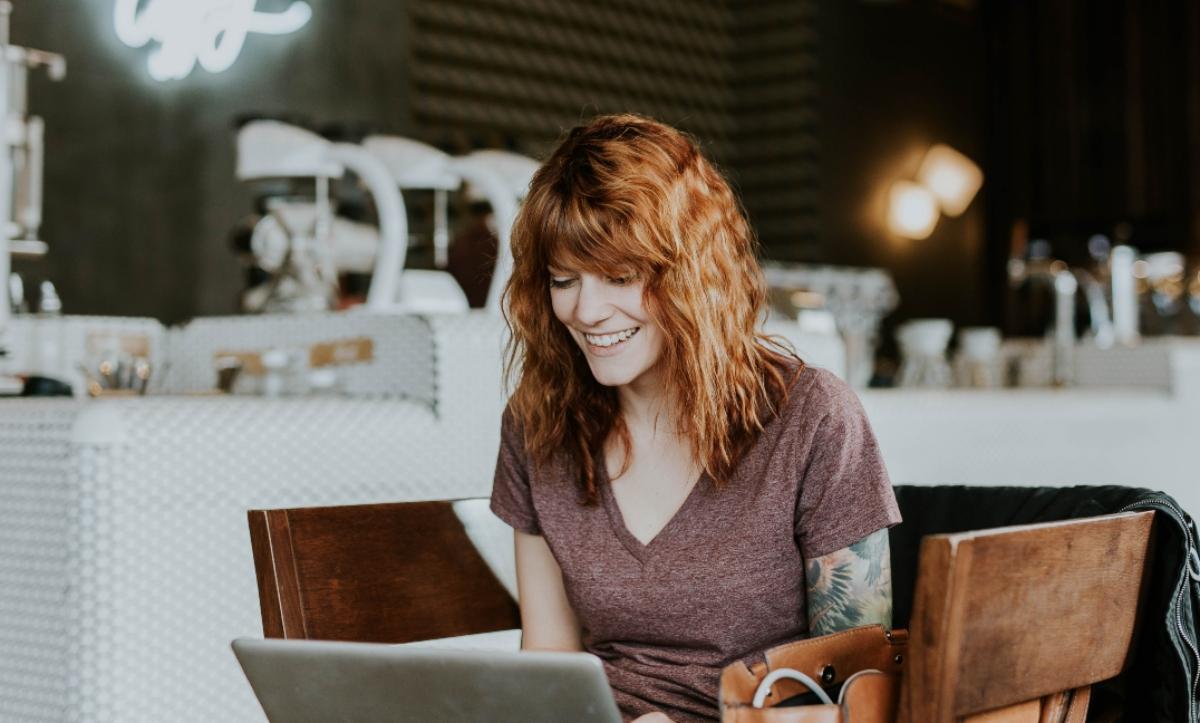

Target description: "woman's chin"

left=588, top=364, right=637, bottom=388
left=586, top=358, right=663, bottom=392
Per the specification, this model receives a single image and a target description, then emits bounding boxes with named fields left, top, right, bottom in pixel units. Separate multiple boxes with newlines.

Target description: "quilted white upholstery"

left=0, top=313, right=508, bottom=722
left=452, top=498, right=518, bottom=601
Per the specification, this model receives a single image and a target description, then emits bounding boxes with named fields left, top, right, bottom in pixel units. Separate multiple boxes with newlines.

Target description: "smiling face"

left=548, top=267, right=665, bottom=392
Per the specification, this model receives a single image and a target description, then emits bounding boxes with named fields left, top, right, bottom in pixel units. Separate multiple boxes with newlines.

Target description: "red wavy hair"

left=503, top=114, right=798, bottom=503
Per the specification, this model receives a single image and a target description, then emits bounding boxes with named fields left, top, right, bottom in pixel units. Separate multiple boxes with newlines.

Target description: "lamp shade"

left=887, top=180, right=939, bottom=240
left=917, top=144, right=983, bottom=217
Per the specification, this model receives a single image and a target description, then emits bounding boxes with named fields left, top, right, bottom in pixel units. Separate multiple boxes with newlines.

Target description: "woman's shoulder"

left=500, top=400, right=519, bottom=428
left=498, top=401, right=529, bottom=455
left=498, top=402, right=571, bottom=475
left=775, top=360, right=864, bottom=428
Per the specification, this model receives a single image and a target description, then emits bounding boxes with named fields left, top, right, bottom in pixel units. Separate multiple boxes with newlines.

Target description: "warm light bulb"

left=887, top=181, right=939, bottom=240
left=917, top=144, right=983, bottom=217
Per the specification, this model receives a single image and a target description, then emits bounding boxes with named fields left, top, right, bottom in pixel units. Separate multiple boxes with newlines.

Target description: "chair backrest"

left=899, top=510, right=1156, bottom=722
left=247, top=499, right=520, bottom=643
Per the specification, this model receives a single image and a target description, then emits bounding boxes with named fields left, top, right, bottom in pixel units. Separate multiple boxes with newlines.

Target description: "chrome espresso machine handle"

left=0, top=0, right=65, bottom=353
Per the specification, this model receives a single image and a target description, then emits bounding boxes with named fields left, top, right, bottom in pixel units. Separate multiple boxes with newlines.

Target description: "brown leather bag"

left=719, top=625, right=906, bottom=723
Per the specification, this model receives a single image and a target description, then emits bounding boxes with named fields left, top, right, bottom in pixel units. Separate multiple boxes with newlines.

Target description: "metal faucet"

left=1009, top=248, right=1117, bottom=386
left=1051, top=268, right=1115, bottom=385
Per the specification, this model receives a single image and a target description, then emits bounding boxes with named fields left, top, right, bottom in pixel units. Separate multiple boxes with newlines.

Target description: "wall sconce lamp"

left=887, top=144, right=983, bottom=239
left=918, top=144, right=984, bottom=217
left=887, top=181, right=939, bottom=240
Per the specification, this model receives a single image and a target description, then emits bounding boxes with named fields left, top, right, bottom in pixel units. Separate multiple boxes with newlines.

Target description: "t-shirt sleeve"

left=490, top=405, right=542, bottom=535
left=793, top=376, right=901, bottom=559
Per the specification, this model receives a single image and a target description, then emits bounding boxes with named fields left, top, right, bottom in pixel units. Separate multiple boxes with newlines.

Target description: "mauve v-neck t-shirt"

left=490, top=363, right=901, bottom=722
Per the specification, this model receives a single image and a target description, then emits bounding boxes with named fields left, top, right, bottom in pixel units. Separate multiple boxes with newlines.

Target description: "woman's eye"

left=607, top=275, right=634, bottom=286
left=549, top=277, right=576, bottom=289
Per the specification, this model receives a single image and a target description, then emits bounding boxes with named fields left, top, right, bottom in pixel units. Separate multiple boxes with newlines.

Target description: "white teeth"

left=585, top=327, right=639, bottom=348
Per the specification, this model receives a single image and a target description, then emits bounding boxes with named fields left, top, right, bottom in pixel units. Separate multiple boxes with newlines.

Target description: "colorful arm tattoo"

left=804, top=528, right=893, bottom=636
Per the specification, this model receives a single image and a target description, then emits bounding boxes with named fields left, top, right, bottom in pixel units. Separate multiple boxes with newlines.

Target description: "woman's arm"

left=514, top=530, right=584, bottom=651
left=804, top=528, right=893, bottom=637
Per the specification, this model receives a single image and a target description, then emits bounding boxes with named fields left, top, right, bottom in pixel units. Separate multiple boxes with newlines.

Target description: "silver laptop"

left=231, top=638, right=623, bottom=723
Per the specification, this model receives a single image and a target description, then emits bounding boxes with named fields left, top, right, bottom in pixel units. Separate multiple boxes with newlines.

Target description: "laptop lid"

left=231, top=638, right=623, bottom=723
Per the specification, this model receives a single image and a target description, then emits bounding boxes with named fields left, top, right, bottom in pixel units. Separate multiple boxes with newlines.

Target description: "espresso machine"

left=234, top=121, right=540, bottom=315
left=0, top=1, right=65, bottom=356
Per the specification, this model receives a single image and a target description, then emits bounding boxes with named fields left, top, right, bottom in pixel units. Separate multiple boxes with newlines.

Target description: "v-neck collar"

left=599, top=462, right=707, bottom=564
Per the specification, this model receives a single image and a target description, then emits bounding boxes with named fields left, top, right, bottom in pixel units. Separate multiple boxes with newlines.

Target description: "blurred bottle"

left=37, top=280, right=61, bottom=315
left=1004, top=221, right=1057, bottom=337
left=30, top=280, right=63, bottom=381
left=1110, top=246, right=1139, bottom=345
left=8, top=272, right=27, bottom=313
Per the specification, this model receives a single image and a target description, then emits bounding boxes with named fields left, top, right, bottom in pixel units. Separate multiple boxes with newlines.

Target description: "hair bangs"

left=540, top=195, right=655, bottom=278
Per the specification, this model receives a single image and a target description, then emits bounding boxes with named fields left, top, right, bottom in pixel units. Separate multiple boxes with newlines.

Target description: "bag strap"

left=752, top=669, right=834, bottom=708
left=721, top=625, right=907, bottom=708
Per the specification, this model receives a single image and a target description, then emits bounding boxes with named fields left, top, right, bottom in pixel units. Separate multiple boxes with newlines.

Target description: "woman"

left=490, top=114, right=900, bottom=723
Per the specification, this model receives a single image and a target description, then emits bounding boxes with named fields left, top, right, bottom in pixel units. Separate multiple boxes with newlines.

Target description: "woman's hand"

left=631, top=713, right=675, bottom=723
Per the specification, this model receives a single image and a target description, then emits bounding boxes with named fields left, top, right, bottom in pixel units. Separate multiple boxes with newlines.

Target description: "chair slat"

left=901, top=510, right=1155, bottom=722
left=247, top=500, right=520, bottom=644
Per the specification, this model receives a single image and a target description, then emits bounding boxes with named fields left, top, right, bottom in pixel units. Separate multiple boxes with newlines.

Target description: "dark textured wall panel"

left=410, top=0, right=822, bottom=257
left=410, top=0, right=735, bottom=161
left=730, top=1, right=821, bottom=259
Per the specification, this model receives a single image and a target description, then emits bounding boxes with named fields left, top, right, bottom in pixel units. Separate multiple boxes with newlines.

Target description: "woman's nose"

left=574, top=276, right=612, bottom=326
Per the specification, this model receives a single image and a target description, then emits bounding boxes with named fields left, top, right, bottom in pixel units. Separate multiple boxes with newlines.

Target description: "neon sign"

left=114, top=0, right=313, bottom=81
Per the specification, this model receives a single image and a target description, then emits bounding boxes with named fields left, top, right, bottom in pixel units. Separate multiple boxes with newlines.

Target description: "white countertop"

left=861, top=383, right=1197, bottom=516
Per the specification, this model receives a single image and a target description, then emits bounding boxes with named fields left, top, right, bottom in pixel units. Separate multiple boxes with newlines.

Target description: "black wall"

left=981, top=0, right=1200, bottom=332
left=819, top=0, right=987, bottom=330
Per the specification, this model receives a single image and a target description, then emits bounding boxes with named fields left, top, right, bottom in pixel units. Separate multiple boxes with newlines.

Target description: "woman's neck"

left=617, top=379, right=678, bottom=439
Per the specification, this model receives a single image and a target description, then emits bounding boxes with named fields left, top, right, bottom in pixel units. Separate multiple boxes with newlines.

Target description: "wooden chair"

left=247, top=499, right=519, bottom=643
left=899, top=510, right=1156, bottom=723
left=247, top=501, right=1157, bottom=721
